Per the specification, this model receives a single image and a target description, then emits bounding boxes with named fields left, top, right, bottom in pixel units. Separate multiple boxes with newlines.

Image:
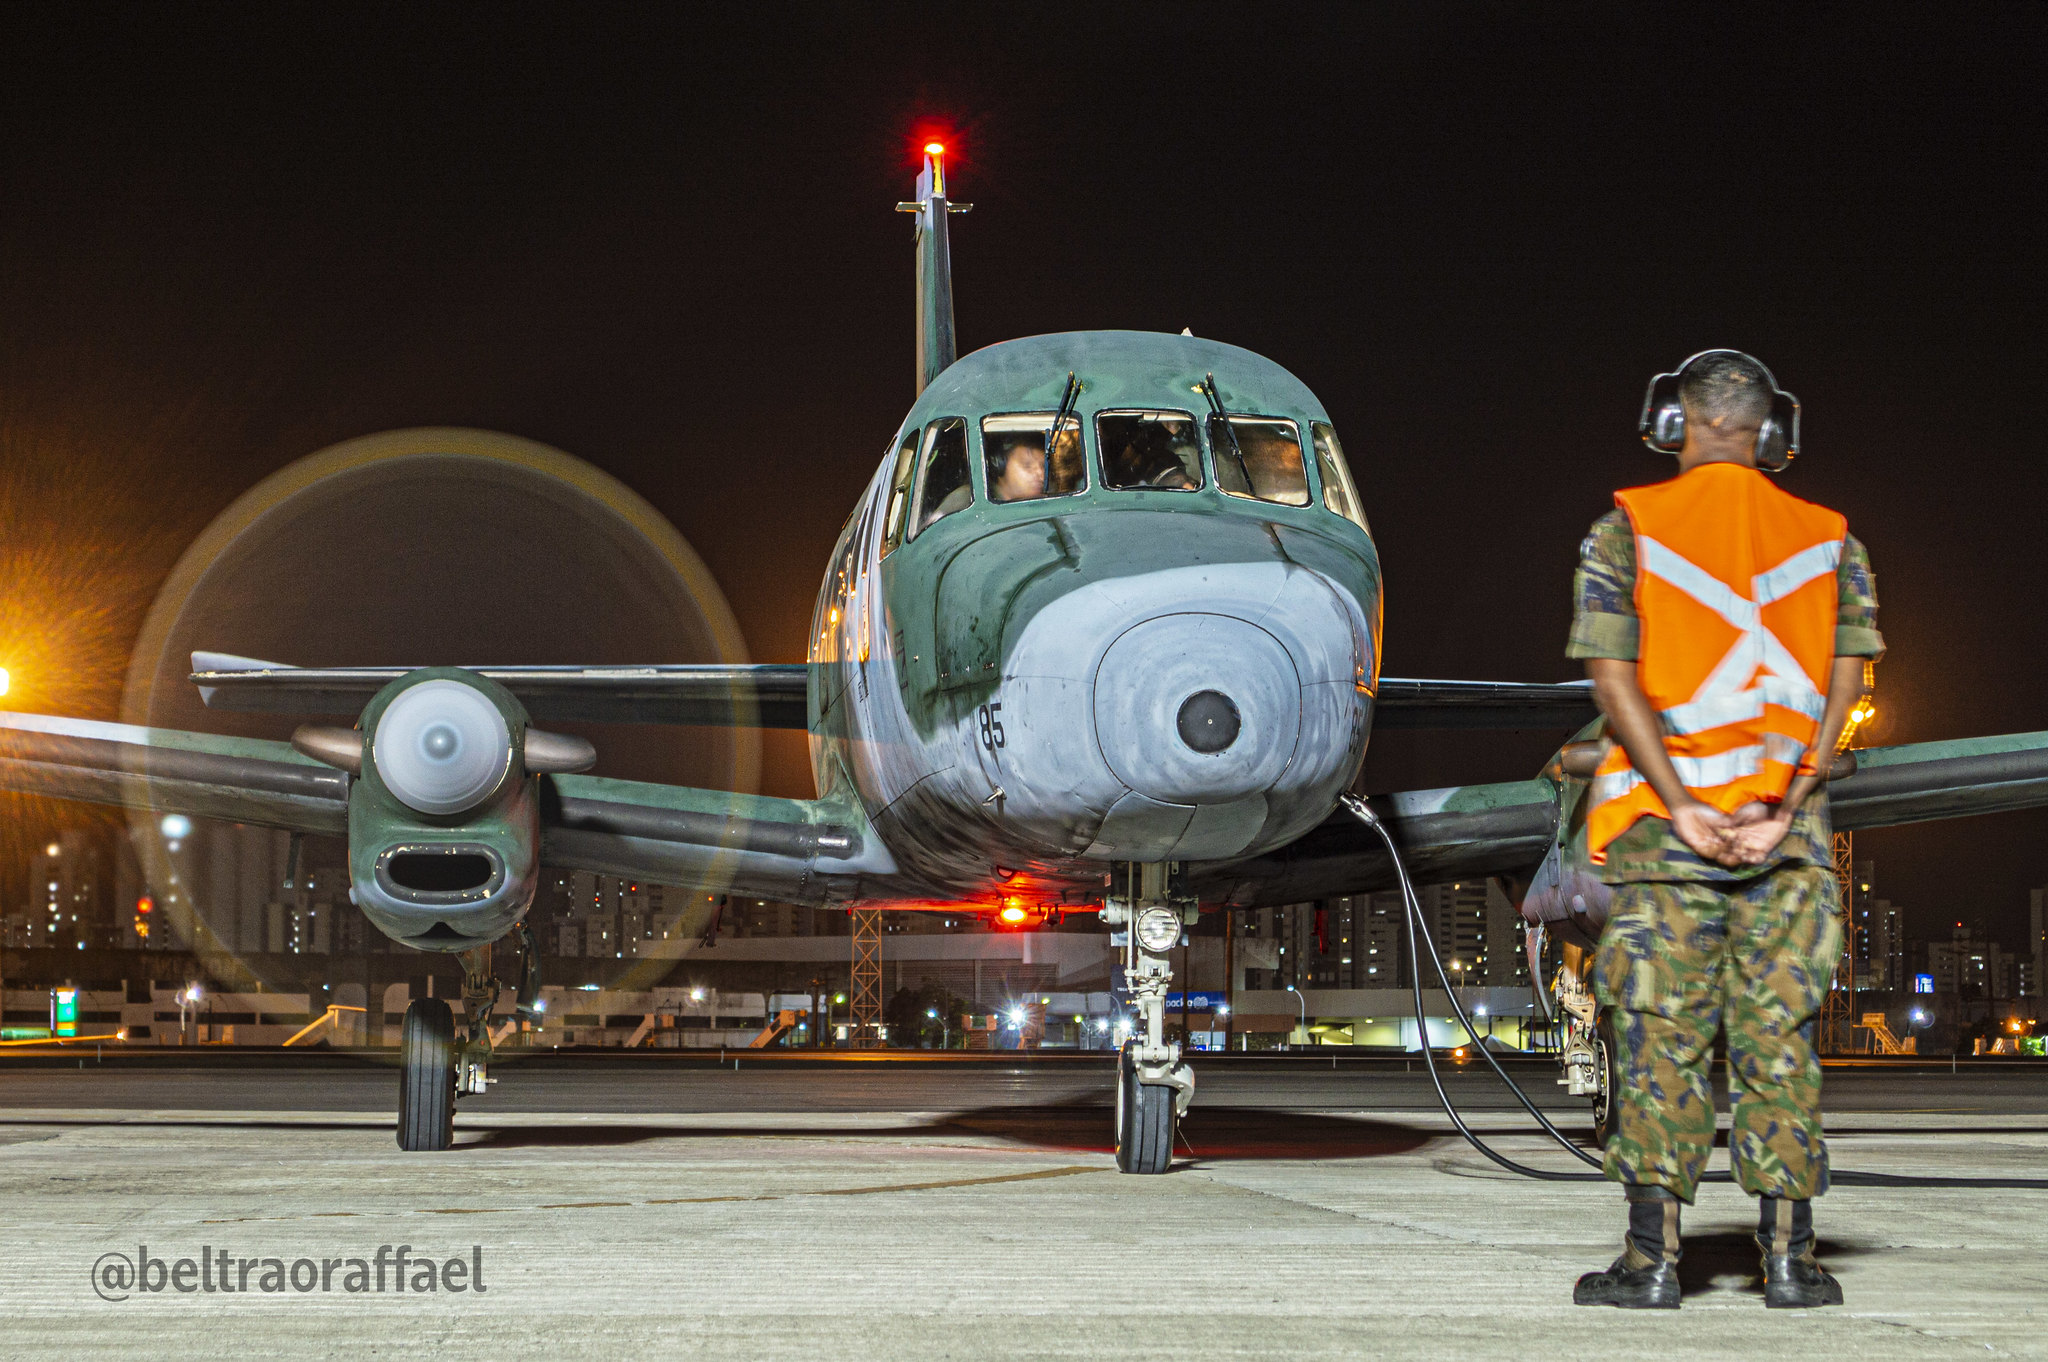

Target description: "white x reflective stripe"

left=1636, top=534, right=1838, bottom=723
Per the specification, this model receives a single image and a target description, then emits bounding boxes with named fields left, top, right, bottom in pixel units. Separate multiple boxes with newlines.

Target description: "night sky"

left=0, top=5, right=2042, bottom=944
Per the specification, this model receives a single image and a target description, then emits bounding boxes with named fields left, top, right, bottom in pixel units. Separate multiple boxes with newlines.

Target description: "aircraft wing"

left=0, top=712, right=348, bottom=835
left=189, top=652, right=810, bottom=729
left=0, top=708, right=885, bottom=905
left=190, top=653, right=1595, bottom=733
left=1202, top=729, right=2048, bottom=907
left=1371, top=677, right=1599, bottom=729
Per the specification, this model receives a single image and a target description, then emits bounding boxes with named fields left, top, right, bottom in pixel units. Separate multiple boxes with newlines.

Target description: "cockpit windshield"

left=1311, top=422, right=1369, bottom=532
left=880, top=426, right=920, bottom=554
left=982, top=413, right=1085, bottom=503
left=1098, top=410, right=1202, bottom=491
left=912, top=417, right=972, bottom=536
left=1210, top=415, right=1310, bottom=506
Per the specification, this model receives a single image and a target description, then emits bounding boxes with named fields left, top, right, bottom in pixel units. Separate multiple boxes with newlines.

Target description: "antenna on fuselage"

left=896, top=142, right=972, bottom=396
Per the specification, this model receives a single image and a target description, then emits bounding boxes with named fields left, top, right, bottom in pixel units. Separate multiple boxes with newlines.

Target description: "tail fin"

left=896, top=143, right=971, bottom=396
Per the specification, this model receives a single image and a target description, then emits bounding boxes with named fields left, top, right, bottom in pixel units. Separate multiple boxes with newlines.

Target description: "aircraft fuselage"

left=806, top=330, right=1383, bottom=915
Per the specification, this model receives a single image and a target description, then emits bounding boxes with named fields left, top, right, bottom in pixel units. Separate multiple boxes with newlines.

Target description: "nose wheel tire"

left=398, top=997, right=456, bottom=1151
left=1114, top=1044, right=1176, bottom=1174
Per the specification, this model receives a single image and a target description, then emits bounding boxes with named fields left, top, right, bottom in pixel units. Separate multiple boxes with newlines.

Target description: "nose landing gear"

left=1102, top=862, right=1196, bottom=1174
left=396, top=923, right=542, bottom=1151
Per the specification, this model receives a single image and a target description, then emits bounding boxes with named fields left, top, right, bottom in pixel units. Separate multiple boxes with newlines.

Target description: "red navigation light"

left=924, top=141, right=944, bottom=156
left=998, top=904, right=1028, bottom=925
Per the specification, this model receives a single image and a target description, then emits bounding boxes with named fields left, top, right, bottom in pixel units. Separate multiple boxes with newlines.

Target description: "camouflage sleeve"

left=1567, top=508, right=1639, bottom=660
left=1836, top=533, right=1884, bottom=658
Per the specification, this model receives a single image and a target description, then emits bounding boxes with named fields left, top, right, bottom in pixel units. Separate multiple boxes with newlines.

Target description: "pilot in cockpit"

left=991, top=434, right=1049, bottom=502
left=1100, top=412, right=1201, bottom=490
left=989, top=423, right=1085, bottom=502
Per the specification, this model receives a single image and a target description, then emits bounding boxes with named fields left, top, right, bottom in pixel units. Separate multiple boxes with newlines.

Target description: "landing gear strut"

left=1101, top=862, right=1195, bottom=1174
left=396, top=924, right=541, bottom=1151
left=1552, top=941, right=1616, bottom=1145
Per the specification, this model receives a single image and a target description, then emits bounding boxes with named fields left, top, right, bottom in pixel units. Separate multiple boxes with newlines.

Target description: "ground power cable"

left=1337, top=794, right=2048, bottom=1191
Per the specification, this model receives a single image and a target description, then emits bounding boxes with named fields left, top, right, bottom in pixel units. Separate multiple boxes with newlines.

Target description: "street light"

left=1286, top=983, right=1307, bottom=1049
left=925, top=1007, right=949, bottom=1050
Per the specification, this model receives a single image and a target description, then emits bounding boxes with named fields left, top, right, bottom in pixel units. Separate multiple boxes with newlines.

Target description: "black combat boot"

left=1756, top=1196, right=1842, bottom=1308
left=1574, top=1186, right=1682, bottom=1309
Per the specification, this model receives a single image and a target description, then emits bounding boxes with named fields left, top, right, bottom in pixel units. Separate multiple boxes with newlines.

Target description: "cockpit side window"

left=880, top=427, right=921, bottom=555
left=911, top=417, right=972, bottom=537
left=1311, top=422, right=1369, bottom=533
left=1210, top=415, right=1310, bottom=506
left=1097, top=410, right=1203, bottom=491
left=981, top=413, right=1086, bottom=503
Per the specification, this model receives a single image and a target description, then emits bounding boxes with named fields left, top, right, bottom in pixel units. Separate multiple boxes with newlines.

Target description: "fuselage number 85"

left=977, top=702, right=1006, bottom=752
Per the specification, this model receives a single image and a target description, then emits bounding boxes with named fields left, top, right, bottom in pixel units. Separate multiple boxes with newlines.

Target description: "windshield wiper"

left=1201, top=372, right=1251, bottom=489
left=1046, top=371, right=1080, bottom=489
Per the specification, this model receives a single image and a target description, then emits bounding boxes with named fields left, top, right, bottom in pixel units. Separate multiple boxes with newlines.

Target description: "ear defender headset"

left=1638, top=349, right=1801, bottom=472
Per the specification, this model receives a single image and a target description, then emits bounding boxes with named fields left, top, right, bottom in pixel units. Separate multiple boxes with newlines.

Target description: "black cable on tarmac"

left=1337, top=795, right=2048, bottom=1192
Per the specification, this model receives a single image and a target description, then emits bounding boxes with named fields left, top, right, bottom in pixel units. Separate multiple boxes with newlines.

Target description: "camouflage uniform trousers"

left=1594, top=863, right=1843, bottom=1203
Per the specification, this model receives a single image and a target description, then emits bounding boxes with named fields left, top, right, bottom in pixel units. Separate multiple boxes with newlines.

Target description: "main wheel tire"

left=1591, top=1009, right=1621, bottom=1148
left=398, top=997, right=456, bottom=1151
left=1114, top=1044, right=1175, bottom=1174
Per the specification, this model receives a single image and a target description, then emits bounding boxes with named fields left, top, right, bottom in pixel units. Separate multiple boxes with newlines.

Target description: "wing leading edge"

left=0, top=711, right=348, bottom=835
left=190, top=652, right=810, bottom=729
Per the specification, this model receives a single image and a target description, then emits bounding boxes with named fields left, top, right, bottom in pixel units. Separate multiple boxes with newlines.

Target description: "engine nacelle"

left=1516, top=733, right=1614, bottom=951
left=342, top=668, right=548, bottom=952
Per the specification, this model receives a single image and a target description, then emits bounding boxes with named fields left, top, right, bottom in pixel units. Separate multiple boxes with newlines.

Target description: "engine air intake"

left=387, top=852, right=496, bottom=893
left=373, top=842, right=506, bottom=905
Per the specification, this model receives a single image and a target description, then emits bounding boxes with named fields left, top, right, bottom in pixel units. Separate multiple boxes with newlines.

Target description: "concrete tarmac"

left=4, top=1057, right=2046, bottom=1359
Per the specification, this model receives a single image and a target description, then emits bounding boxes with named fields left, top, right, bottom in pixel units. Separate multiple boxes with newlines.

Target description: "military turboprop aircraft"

left=3, top=144, right=2046, bottom=1167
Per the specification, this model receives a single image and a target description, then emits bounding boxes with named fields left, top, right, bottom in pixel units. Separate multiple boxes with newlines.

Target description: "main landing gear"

left=397, top=923, right=542, bottom=1151
left=1552, top=939, right=1618, bottom=1146
left=1100, top=862, right=1195, bottom=1174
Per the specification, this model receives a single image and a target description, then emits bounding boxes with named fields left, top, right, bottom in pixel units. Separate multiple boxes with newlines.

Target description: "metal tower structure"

left=1819, top=663, right=1878, bottom=1055
left=849, top=909, right=885, bottom=1048
left=1820, top=830, right=1857, bottom=1054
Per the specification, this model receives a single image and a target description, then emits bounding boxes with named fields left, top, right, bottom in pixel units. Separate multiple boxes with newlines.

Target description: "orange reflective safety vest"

left=1586, top=462, right=1847, bottom=863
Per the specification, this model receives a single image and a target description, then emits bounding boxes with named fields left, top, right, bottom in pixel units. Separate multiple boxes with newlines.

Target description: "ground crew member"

left=1566, top=351, right=1884, bottom=1310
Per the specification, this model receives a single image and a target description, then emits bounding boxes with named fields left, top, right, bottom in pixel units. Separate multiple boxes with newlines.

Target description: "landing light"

left=924, top=141, right=944, bottom=156
left=1136, top=907, right=1181, bottom=953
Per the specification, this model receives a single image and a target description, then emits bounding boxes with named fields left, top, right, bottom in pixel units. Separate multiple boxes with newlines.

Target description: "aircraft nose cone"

left=1176, top=690, right=1240, bottom=753
left=1093, top=614, right=1301, bottom=806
